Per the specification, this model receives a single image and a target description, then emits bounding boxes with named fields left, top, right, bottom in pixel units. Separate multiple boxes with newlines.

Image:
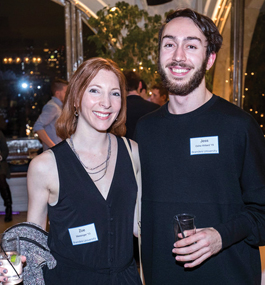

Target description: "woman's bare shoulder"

left=28, top=150, right=56, bottom=175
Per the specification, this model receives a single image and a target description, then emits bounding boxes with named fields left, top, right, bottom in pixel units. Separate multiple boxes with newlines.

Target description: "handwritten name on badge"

left=68, top=223, right=98, bottom=246
left=190, top=136, right=219, bottom=155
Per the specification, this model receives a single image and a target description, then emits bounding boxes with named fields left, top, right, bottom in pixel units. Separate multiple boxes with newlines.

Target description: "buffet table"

left=0, top=137, right=42, bottom=212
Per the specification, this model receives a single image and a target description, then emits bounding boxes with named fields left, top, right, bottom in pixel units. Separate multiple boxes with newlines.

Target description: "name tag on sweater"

left=68, top=223, right=98, bottom=246
left=190, top=136, right=219, bottom=155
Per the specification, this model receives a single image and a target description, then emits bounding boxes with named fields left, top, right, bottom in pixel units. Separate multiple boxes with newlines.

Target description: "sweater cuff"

left=214, top=215, right=253, bottom=249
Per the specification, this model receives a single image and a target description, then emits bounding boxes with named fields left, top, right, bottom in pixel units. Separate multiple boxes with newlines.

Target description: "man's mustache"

left=165, top=62, right=194, bottom=69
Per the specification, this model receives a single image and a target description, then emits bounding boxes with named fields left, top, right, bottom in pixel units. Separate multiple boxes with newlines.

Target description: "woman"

left=0, top=58, right=142, bottom=284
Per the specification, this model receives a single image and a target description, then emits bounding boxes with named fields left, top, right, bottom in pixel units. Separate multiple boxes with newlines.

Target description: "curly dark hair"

left=158, top=8, right=223, bottom=58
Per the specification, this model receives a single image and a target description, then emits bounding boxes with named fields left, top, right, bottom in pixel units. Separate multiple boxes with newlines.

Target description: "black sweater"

left=135, top=95, right=265, bottom=285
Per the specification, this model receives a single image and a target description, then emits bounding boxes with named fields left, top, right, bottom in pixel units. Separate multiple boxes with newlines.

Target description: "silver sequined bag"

left=4, top=222, right=57, bottom=285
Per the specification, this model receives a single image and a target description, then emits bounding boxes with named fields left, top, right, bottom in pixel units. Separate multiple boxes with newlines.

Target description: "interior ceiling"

left=77, top=0, right=219, bottom=19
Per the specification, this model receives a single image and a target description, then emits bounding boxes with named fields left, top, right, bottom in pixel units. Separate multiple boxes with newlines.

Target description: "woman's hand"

left=0, top=256, right=26, bottom=282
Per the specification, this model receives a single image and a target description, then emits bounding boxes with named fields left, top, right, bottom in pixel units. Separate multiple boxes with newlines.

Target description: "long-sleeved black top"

left=135, top=95, right=265, bottom=285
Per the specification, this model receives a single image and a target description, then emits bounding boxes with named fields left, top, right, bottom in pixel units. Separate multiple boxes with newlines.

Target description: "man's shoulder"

left=127, top=95, right=159, bottom=109
left=214, top=95, right=253, bottom=121
left=136, top=104, right=163, bottom=127
left=47, top=97, right=61, bottom=107
left=144, top=100, right=160, bottom=111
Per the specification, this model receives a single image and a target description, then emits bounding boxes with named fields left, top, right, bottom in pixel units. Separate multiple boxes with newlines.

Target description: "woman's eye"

left=89, top=88, right=98, bottom=93
left=112, top=92, right=121, bottom=97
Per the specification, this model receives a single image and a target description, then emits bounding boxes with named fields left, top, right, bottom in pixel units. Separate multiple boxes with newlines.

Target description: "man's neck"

left=168, top=86, right=212, bottom=115
left=127, top=90, right=139, bottom=96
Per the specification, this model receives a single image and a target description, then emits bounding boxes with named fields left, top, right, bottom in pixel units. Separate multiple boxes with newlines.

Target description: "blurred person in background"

left=0, top=130, right=12, bottom=222
left=33, top=79, right=68, bottom=151
left=124, top=71, right=159, bottom=139
left=150, top=83, right=169, bottom=106
left=139, top=79, right=149, bottom=100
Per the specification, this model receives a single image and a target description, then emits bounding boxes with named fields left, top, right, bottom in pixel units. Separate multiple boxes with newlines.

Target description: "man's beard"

left=158, top=57, right=208, bottom=96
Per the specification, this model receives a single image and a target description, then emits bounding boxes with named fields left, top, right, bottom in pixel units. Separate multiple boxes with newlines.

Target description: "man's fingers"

left=184, top=252, right=212, bottom=268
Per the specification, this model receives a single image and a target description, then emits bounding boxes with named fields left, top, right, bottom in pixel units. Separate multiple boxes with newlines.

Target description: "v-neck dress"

left=43, top=136, right=141, bottom=284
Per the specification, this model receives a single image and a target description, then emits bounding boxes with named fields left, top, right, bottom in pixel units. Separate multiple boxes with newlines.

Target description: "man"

left=34, top=79, right=68, bottom=151
left=0, top=130, right=12, bottom=222
left=135, top=8, right=265, bottom=285
left=139, top=79, right=149, bottom=100
left=123, top=71, right=159, bottom=139
left=150, top=83, right=168, bottom=106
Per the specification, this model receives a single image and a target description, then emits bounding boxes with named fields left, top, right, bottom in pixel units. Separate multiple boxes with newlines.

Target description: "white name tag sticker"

left=190, top=136, right=219, bottom=155
left=68, top=223, right=98, bottom=246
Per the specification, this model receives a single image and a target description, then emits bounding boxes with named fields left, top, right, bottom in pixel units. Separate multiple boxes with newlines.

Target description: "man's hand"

left=172, top=227, right=222, bottom=268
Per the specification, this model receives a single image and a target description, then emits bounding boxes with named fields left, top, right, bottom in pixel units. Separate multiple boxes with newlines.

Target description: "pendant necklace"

left=70, top=133, right=111, bottom=182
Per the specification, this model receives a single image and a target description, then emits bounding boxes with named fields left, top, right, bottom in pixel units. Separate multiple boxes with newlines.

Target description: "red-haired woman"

left=1, top=58, right=142, bottom=284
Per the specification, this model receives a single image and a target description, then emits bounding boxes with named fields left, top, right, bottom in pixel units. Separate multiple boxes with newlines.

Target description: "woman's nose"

left=99, top=95, right=111, bottom=108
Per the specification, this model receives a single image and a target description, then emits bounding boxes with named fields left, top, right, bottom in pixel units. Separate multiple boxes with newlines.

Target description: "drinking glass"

left=0, top=233, right=23, bottom=284
left=173, top=213, right=196, bottom=241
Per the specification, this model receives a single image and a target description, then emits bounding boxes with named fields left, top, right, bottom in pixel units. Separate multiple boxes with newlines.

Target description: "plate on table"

left=9, top=159, right=29, bottom=165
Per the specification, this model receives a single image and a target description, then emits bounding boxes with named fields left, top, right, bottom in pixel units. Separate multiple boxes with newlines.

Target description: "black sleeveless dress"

left=43, top=136, right=142, bottom=284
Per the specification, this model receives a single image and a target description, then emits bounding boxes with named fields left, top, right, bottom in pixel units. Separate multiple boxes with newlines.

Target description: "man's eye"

left=187, top=45, right=197, bottom=49
left=165, top=43, right=174, bottom=48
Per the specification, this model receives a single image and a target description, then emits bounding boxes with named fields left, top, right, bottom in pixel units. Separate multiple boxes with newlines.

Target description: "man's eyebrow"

left=185, top=36, right=202, bottom=43
left=162, top=35, right=202, bottom=43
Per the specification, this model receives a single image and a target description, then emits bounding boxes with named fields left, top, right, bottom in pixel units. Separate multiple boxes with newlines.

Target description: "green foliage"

left=87, top=1, right=163, bottom=85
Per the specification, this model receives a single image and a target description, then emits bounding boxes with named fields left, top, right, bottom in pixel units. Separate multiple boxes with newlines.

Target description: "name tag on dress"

left=68, top=223, right=98, bottom=246
left=190, top=136, right=219, bottom=155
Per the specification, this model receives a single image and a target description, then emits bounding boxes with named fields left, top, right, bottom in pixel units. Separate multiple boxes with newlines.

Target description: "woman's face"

left=78, top=69, right=122, bottom=133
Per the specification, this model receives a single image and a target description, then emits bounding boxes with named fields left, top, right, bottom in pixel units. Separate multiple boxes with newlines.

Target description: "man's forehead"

left=162, top=17, right=206, bottom=42
left=151, top=88, right=160, bottom=96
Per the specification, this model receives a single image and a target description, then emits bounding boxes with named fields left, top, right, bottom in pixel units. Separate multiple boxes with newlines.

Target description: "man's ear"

left=162, top=94, right=167, bottom=101
left=54, top=90, right=60, bottom=98
left=206, top=52, right=216, bottom=71
left=138, top=81, right=142, bottom=92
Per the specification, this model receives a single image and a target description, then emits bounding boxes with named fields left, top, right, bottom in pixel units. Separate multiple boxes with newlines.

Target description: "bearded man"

left=135, top=8, right=265, bottom=285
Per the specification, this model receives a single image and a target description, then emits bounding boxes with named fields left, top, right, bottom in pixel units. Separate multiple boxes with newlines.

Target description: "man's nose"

left=172, top=46, right=186, bottom=62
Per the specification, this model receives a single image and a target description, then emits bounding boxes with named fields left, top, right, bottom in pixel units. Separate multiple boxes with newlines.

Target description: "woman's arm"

left=27, top=150, right=58, bottom=230
left=0, top=151, right=58, bottom=283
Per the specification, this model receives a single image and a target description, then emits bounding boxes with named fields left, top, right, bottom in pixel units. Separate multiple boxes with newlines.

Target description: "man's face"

left=158, top=17, right=212, bottom=96
left=57, top=85, right=68, bottom=103
left=150, top=88, right=165, bottom=106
